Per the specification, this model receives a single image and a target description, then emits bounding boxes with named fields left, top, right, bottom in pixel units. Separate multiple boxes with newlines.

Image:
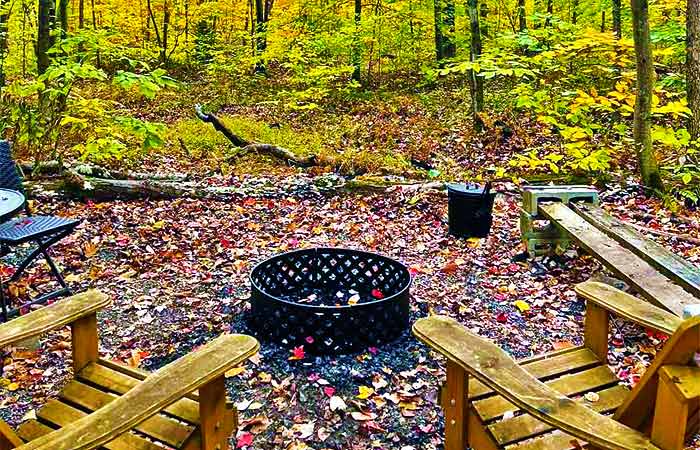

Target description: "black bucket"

left=447, top=182, right=496, bottom=238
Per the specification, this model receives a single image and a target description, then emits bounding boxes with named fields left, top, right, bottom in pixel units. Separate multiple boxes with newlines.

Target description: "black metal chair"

left=0, top=141, right=80, bottom=321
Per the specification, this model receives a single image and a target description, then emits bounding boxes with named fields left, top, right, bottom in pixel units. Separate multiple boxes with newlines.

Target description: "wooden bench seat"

left=539, top=202, right=699, bottom=316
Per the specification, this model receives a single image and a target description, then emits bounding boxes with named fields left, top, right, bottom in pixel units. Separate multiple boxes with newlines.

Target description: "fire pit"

left=249, top=248, right=411, bottom=354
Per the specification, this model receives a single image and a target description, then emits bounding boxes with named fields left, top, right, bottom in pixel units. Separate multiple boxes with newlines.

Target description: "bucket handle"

left=482, top=181, right=492, bottom=200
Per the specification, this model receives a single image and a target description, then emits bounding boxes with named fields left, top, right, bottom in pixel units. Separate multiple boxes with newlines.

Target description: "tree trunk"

left=162, top=0, right=170, bottom=66
left=79, top=0, right=84, bottom=28
left=518, top=0, right=527, bottom=31
left=254, top=0, right=267, bottom=73
left=37, top=0, right=52, bottom=74
left=468, top=0, right=484, bottom=131
left=0, top=0, right=9, bottom=86
left=601, top=10, right=606, bottom=32
left=631, top=0, right=664, bottom=191
left=352, top=0, right=361, bottom=82
left=613, top=0, right=622, bottom=37
left=572, top=0, right=579, bottom=24
left=59, top=0, right=69, bottom=38
left=687, top=0, right=700, bottom=141
left=434, top=0, right=456, bottom=62
left=545, top=0, right=553, bottom=26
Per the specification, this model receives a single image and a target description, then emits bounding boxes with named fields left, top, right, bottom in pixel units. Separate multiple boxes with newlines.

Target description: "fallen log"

left=19, top=161, right=189, bottom=182
left=195, top=105, right=319, bottom=168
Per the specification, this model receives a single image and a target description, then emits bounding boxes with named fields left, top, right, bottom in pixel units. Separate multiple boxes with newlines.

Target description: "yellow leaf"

left=225, top=366, right=246, bottom=378
left=513, top=300, right=530, bottom=313
left=7, top=382, right=19, bottom=391
left=152, top=220, right=165, bottom=230
left=356, top=386, right=375, bottom=399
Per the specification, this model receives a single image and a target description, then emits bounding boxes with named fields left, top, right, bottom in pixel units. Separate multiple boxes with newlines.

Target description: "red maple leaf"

left=371, top=289, right=384, bottom=299
left=236, top=432, right=254, bottom=448
left=323, top=386, right=336, bottom=397
left=289, top=345, right=305, bottom=360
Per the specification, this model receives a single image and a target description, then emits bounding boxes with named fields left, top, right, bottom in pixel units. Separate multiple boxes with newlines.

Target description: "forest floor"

left=1, top=82, right=699, bottom=449
left=1, top=173, right=699, bottom=449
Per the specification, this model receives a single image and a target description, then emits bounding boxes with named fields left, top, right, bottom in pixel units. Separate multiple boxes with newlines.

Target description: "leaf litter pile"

left=0, top=177, right=699, bottom=450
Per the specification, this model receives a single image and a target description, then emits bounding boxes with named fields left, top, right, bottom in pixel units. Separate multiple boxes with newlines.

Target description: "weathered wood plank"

left=470, top=347, right=601, bottom=400
left=443, top=362, right=468, bottom=450
left=575, top=281, right=683, bottom=335
left=98, top=357, right=200, bottom=401
left=79, top=361, right=200, bottom=424
left=17, top=334, right=259, bottom=450
left=650, top=371, right=689, bottom=450
left=413, top=316, right=658, bottom=450
left=0, top=291, right=109, bottom=348
left=507, top=430, right=586, bottom=450
left=22, top=403, right=160, bottom=450
left=0, top=419, right=23, bottom=449
left=199, top=376, right=231, bottom=450
left=572, top=203, right=700, bottom=298
left=60, top=380, right=195, bottom=447
left=489, top=384, right=628, bottom=446
left=473, top=365, right=618, bottom=422
left=540, top=203, right=693, bottom=315
left=71, top=313, right=98, bottom=373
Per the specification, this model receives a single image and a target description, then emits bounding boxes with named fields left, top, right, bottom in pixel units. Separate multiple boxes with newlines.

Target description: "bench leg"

left=199, top=375, right=229, bottom=450
left=443, top=361, right=468, bottom=450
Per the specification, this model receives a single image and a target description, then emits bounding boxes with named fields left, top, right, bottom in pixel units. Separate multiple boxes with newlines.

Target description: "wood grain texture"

left=198, top=376, right=230, bottom=450
left=98, top=358, right=200, bottom=401
left=59, top=380, right=195, bottom=447
left=16, top=334, right=259, bottom=450
left=651, top=373, right=688, bottom=450
left=0, top=419, right=22, bottom=450
left=487, top=384, right=628, bottom=446
left=469, top=347, right=600, bottom=399
left=443, top=361, right=468, bottom=450
left=71, top=313, right=98, bottom=373
left=583, top=302, right=610, bottom=362
left=615, top=317, right=700, bottom=429
left=572, top=203, right=700, bottom=298
left=541, top=203, right=693, bottom=315
left=0, top=290, right=109, bottom=348
left=413, top=316, right=660, bottom=450
left=79, top=361, right=200, bottom=424
left=473, top=365, right=618, bottom=422
left=576, top=281, right=683, bottom=335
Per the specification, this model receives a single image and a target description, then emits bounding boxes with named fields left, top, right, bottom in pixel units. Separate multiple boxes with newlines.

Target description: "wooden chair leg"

left=199, top=375, right=229, bottom=450
left=71, top=312, right=98, bottom=373
left=651, top=373, right=689, bottom=450
left=443, top=361, right=468, bottom=450
left=584, top=302, right=609, bottom=362
left=0, top=419, right=22, bottom=450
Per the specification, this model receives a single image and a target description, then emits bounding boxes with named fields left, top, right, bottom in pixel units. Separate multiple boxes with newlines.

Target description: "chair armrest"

left=413, top=316, right=660, bottom=450
left=17, top=333, right=259, bottom=450
left=0, top=290, right=110, bottom=348
left=576, top=281, right=682, bottom=335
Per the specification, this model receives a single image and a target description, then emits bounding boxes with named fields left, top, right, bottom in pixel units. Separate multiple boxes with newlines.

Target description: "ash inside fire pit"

left=248, top=248, right=411, bottom=354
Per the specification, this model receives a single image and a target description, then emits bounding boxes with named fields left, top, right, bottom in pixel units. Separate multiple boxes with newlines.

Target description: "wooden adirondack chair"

left=413, top=280, right=700, bottom=450
left=0, top=290, right=260, bottom=450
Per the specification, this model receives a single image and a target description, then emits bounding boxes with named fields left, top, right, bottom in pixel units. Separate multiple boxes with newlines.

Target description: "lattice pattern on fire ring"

left=250, top=299, right=409, bottom=353
left=249, top=248, right=411, bottom=354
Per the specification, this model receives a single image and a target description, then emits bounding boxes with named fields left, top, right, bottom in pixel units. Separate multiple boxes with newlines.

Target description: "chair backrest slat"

left=0, top=141, right=25, bottom=193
